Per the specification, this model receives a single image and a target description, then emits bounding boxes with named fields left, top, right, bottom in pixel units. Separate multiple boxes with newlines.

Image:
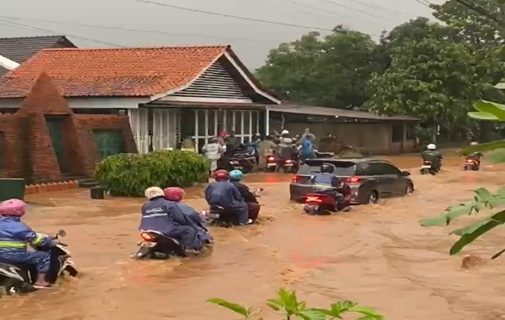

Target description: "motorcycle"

left=219, top=144, right=257, bottom=173
left=464, top=156, right=481, bottom=171
left=202, top=188, right=262, bottom=227
left=420, top=160, right=437, bottom=175
left=266, top=154, right=299, bottom=173
left=134, top=230, right=186, bottom=259
left=0, top=230, right=78, bottom=295
left=303, top=184, right=351, bottom=215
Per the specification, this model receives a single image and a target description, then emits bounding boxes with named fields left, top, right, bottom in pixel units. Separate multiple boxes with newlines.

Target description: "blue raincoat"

left=300, top=138, right=314, bottom=161
left=312, top=172, right=340, bottom=187
left=139, top=196, right=203, bottom=250
left=204, top=181, right=249, bottom=225
left=177, top=203, right=213, bottom=243
left=0, top=216, right=53, bottom=272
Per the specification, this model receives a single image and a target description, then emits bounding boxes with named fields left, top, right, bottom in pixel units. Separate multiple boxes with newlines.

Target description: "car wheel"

left=368, top=191, right=379, bottom=204
left=405, top=184, right=414, bottom=195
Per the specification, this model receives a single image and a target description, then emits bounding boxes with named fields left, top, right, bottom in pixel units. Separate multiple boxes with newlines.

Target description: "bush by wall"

left=94, top=150, right=210, bottom=197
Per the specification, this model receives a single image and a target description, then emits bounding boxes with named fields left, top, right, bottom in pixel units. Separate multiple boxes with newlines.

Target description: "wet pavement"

left=1, top=151, right=505, bottom=320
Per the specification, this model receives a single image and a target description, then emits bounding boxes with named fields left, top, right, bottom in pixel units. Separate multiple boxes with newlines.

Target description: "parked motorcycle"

left=303, top=184, right=351, bottom=215
left=420, top=160, right=437, bottom=175
left=134, top=230, right=186, bottom=259
left=0, top=230, right=78, bottom=295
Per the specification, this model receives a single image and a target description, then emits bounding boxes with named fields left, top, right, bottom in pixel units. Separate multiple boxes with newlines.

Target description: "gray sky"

left=0, top=0, right=444, bottom=68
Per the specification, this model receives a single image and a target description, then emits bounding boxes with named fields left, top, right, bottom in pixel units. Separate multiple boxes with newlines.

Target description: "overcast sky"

left=0, top=0, right=444, bottom=68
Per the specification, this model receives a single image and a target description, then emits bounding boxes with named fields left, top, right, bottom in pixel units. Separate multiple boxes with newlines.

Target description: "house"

left=267, top=105, right=419, bottom=154
left=0, top=35, right=76, bottom=76
left=0, top=73, right=136, bottom=182
left=0, top=45, right=281, bottom=153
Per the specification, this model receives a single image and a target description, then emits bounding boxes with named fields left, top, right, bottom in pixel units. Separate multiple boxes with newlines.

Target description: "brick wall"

left=0, top=73, right=138, bottom=182
left=74, top=114, right=137, bottom=175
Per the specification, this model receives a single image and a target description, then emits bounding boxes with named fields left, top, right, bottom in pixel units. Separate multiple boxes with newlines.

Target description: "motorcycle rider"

left=140, top=187, right=203, bottom=252
left=311, top=163, right=351, bottom=211
left=422, top=143, right=442, bottom=171
left=276, top=129, right=297, bottom=161
left=228, top=170, right=260, bottom=222
left=163, top=187, right=212, bottom=244
left=297, top=129, right=316, bottom=163
left=0, top=199, right=56, bottom=288
left=466, top=141, right=483, bottom=164
left=204, top=170, right=250, bottom=225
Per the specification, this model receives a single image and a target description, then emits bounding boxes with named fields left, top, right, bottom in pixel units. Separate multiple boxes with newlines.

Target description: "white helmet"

left=470, top=141, right=478, bottom=146
left=427, top=143, right=436, bottom=150
left=281, top=129, right=290, bottom=135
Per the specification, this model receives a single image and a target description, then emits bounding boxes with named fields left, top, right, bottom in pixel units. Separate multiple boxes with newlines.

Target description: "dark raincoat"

left=204, top=181, right=249, bottom=225
left=139, top=196, right=202, bottom=250
left=177, top=203, right=213, bottom=243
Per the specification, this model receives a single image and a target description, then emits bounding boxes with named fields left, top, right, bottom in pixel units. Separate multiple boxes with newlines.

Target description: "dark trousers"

left=247, top=203, right=260, bottom=222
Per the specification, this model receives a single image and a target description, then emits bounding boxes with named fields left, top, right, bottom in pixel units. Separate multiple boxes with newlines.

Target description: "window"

left=392, top=124, right=403, bottom=142
left=302, top=159, right=356, bottom=176
left=377, top=162, right=401, bottom=175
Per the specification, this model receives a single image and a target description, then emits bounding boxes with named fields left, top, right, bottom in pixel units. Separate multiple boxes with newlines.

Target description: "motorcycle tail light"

left=285, top=160, right=294, bottom=163
left=140, top=232, right=156, bottom=242
left=346, top=176, right=361, bottom=183
left=306, top=196, right=322, bottom=203
left=466, top=159, right=474, bottom=163
left=291, top=174, right=299, bottom=183
left=267, top=156, right=275, bottom=161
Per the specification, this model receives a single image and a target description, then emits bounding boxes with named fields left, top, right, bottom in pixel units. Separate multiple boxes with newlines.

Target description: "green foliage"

left=256, top=27, right=384, bottom=108
left=208, top=288, right=384, bottom=320
left=420, top=187, right=505, bottom=257
left=94, top=150, right=210, bottom=197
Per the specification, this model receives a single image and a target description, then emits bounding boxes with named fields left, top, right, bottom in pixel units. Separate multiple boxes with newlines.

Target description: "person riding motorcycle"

left=297, top=129, right=316, bottom=163
left=204, top=170, right=250, bottom=225
left=0, top=199, right=56, bottom=288
left=229, top=170, right=260, bottom=222
left=140, top=187, right=203, bottom=252
left=163, top=187, right=212, bottom=244
left=421, top=143, right=442, bottom=171
left=311, top=163, right=351, bottom=211
left=276, top=129, right=297, bottom=161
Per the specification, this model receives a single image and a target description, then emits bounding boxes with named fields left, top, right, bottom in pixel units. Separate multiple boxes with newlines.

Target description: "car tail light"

left=140, top=232, right=156, bottom=242
left=306, top=196, right=322, bottom=203
left=346, top=176, right=361, bottom=183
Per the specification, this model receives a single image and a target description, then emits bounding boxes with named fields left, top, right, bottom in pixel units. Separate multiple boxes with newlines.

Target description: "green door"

left=45, top=117, right=65, bottom=169
left=94, top=130, right=124, bottom=159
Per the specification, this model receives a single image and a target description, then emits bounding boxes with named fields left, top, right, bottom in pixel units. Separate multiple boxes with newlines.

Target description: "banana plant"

left=421, top=98, right=505, bottom=258
left=208, top=288, right=384, bottom=320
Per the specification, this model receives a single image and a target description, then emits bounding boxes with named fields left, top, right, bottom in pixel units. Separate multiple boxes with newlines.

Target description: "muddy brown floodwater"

left=1, top=151, right=505, bottom=320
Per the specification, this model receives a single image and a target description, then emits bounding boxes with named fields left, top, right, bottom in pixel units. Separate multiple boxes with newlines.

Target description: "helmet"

left=144, top=187, right=164, bottom=200
left=470, top=141, right=478, bottom=146
left=0, top=199, right=26, bottom=217
left=320, top=163, right=334, bottom=173
left=213, top=169, right=230, bottom=181
left=229, top=170, right=244, bottom=182
left=164, top=187, right=185, bottom=202
left=281, top=129, right=290, bottom=136
left=427, top=144, right=437, bottom=150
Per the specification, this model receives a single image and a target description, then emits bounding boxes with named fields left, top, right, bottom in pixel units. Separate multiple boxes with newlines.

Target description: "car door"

left=373, top=162, right=398, bottom=197
left=360, top=162, right=390, bottom=197
left=379, top=162, right=406, bottom=195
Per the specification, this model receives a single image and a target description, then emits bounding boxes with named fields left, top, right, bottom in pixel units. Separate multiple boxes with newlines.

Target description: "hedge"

left=94, top=150, right=210, bottom=197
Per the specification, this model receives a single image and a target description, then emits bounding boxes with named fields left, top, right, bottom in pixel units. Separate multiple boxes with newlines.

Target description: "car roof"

left=306, top=157, right=376, bottom=163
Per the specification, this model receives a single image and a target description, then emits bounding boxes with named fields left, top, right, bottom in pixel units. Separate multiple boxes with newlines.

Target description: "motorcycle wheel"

left=0, top=278, right=27, bottom=295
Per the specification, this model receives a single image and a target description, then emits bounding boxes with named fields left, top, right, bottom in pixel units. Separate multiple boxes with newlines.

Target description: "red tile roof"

left=0, top=46, right=229, bottom=98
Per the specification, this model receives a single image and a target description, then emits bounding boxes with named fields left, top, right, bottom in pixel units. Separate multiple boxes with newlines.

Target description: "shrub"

left=208, top=288, right=384, bottom=320
left=94, top=150, right=210, bottom=197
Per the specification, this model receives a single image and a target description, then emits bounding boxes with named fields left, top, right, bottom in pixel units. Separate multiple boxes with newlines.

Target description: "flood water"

left=1, top=151, right=505, bottom=320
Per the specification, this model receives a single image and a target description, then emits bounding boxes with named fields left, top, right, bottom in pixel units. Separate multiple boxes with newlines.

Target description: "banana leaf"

left=419, top=202, right=475, bottom=227
left=460, top=139, right=505, bottom=156
left=449, top=210, right=505, bottom=255
left=472, top=100, right=505, bottom=120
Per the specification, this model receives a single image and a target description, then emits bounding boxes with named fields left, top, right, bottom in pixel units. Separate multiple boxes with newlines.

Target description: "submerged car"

left=290, top=158, right=414, bottom=204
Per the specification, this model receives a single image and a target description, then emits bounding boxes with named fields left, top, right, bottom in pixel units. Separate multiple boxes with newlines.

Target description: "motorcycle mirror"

left=58, top=229, right=67, bottom=237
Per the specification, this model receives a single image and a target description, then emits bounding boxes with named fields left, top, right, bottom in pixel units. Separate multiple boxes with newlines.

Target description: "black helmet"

left=320, top=163, right=334, bottom=173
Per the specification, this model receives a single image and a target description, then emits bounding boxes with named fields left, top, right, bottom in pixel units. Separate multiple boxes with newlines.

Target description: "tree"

left=256, top=27, right=382, bottom=108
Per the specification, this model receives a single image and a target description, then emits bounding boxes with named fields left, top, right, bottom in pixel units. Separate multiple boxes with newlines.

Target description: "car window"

left=299, top=160, right=356, bottom=176
left=357, top=162, right=400, bottom=175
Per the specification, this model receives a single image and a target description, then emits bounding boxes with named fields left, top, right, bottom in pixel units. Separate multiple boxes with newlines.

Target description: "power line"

left=316, top=0, right=393, bottom=21
left=133, top=0, right=335, bottom=32
left=0, top=19, right=126, bottom=47
left=0, top=16, right=266, bottom=43
left=412, top=0, right=431, bottom=8
left=453, top=0, right=505, bottom=27
left=282, top=0, right=355, bottom=21
left=352, top=0, right=406, bottom=16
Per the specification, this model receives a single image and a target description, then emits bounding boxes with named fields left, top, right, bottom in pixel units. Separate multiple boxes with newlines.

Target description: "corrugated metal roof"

left=267, top=104, right=418, bottom=122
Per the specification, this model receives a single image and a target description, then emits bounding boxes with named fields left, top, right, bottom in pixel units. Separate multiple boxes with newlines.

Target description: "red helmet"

left=163, top=187, right=185, bottom=202
left=213, top=169, right=229, bottom=181
left=0, top=199, right=26, bottom=217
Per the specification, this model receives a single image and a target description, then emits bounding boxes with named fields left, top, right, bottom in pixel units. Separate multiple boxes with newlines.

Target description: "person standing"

left=202, top=137, right=224, bottom=172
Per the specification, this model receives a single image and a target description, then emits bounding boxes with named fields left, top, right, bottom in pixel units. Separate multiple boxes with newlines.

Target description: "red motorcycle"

left=303, top=184, right=351, bottom=215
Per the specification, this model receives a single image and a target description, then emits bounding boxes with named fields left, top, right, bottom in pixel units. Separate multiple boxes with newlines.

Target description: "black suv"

left=290, top=158, right=414, bottom=204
